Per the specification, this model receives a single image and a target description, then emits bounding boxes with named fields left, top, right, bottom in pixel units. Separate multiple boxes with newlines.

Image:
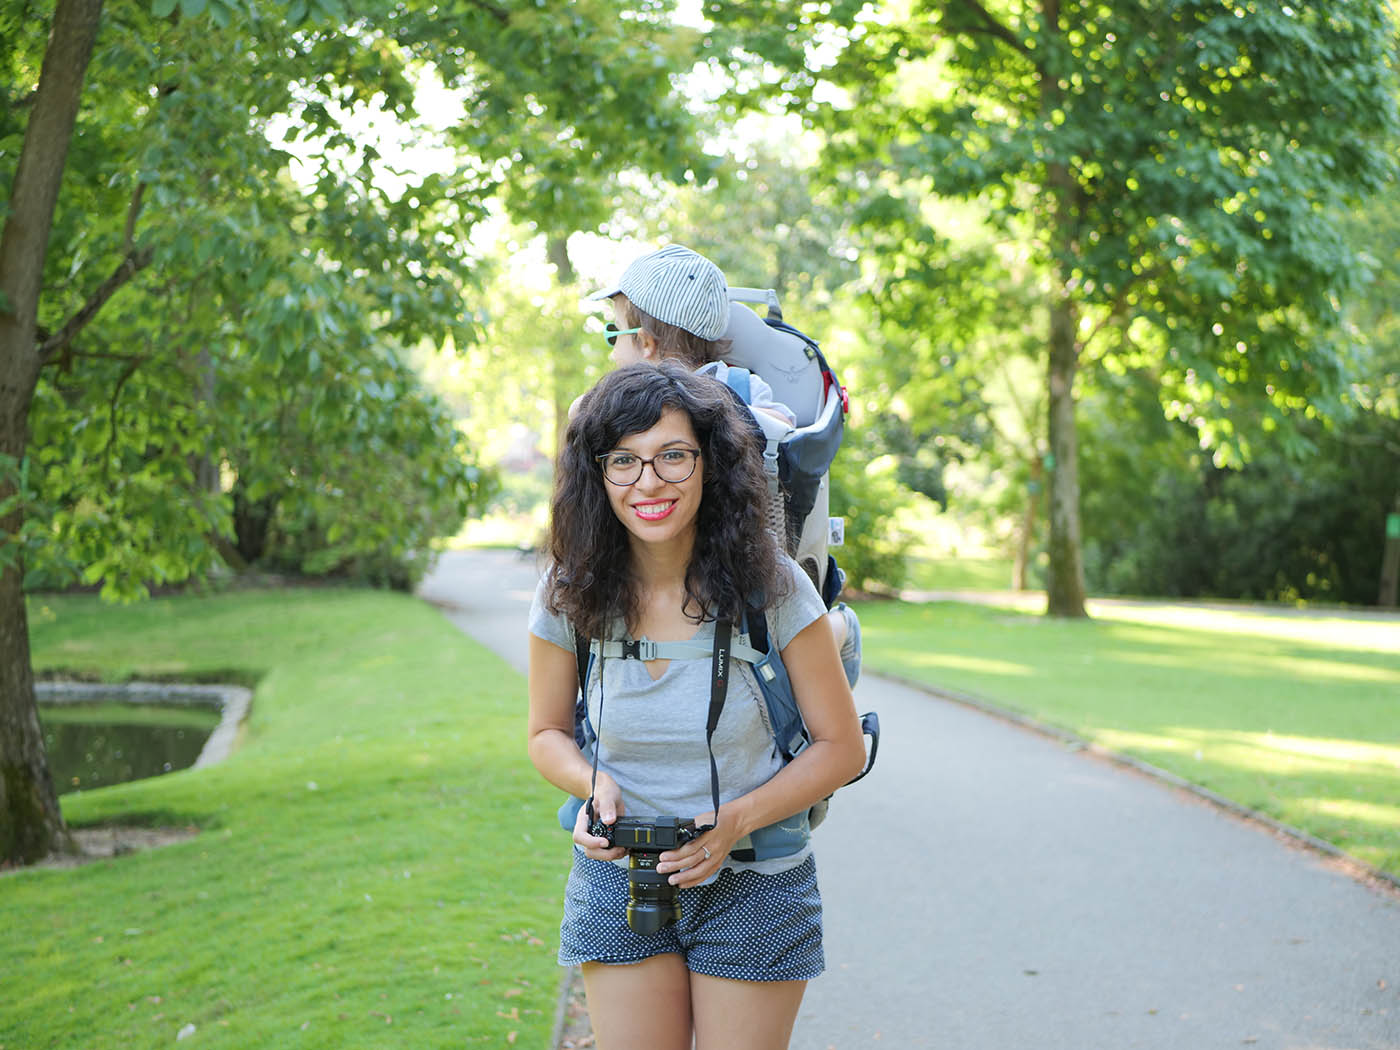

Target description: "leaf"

left=151, top=0, right=177, bottom=16
left=180, top=0, right=207, bottom=15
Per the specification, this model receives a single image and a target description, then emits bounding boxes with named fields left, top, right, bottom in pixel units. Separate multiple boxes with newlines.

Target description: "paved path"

left=419, top=548, right=1400, bottom=1050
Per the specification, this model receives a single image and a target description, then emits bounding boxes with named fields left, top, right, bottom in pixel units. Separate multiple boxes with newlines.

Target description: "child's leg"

left=691, top=973, right=807, bottom=1050
left=827, top=603, right=862, bottom=687
left=582, top=954, right=693, bottom=1050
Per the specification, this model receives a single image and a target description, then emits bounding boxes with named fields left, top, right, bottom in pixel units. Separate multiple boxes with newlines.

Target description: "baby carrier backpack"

left=720, top=288, right=848, bottom=608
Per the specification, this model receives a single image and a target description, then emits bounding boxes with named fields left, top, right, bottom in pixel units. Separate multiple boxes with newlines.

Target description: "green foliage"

left=828, top=427, right=916, bottom=594
left=817, top=0, right=1400, bottom=450
left=220, top=342, right=496, bottom=590
left=428, top=243, right=614, bottom=468
left=1078, top=385, right=1398, bottom=605
left=4, top=0, right=734, bottom=597
left=726, top=0, right=1400, bottom=608
left=632, top=140, right=862, bottom=317
left=6, top=587, right=565, bottom=1048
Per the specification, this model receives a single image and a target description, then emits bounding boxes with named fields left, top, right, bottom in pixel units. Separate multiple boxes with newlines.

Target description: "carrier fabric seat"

left=720, top=291, right=846, bottom=599
left=721, top=298, right=826, bottom=428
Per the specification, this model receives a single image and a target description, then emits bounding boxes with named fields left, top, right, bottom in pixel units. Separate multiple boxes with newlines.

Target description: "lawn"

left=2, top=587, right=565, bottom=1050
left=901, top=553, right=1016, bottom=593
left=854, top=595, right=1400, bottom=878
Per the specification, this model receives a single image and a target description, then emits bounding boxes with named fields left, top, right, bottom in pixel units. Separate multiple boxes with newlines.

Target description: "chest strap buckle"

left=620, top=639, right=659, bottom=661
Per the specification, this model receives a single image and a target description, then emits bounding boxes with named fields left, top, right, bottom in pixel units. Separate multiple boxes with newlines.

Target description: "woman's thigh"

left=690, top=972, right=807, bottom=1050
left=582, top=953, right=693, bottom=1050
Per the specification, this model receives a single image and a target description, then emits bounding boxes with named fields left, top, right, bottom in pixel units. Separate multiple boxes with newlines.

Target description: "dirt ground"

left=3, top=825, right=199, bottom=874
left=555, top=966, right=595, bottom=1049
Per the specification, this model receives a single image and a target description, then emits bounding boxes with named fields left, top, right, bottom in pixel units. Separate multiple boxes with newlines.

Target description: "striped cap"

left=588, top=244, right=730, bottom=341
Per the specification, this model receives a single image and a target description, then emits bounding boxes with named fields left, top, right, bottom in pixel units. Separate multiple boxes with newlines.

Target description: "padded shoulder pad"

left=724, top=365, right=752, bottom=404
left=722, top=304, right=825, bottom=428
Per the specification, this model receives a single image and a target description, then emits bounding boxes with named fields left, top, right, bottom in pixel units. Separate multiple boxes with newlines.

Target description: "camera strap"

left=698, top=618, right=732, bottom=834
left=585, top=619, right=733, bottom=834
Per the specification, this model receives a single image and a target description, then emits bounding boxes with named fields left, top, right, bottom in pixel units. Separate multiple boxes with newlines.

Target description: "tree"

left=810, top=0, right=1400, bottom=615
left=0, top=0, right=104, bottom=866
left=0, top=0, right=727, bottom=865
left=1339, top=173, right=1400, bottom=605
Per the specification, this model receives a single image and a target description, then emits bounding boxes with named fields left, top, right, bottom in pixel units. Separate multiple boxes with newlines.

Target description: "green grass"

left=902, top=553, right=1016, bottom=592
left=856, top=596, right=1400, bottom=878
left=4, top=588, right=565, bottom=1050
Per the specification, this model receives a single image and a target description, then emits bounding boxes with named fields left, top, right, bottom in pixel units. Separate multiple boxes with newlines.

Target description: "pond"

left=41, top=703, right=220, bottom=794
left=37, top=682, right=252, bottom=795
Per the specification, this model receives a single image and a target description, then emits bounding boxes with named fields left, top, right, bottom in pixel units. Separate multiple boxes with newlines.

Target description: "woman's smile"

left=631, top=498, right=678, bottom=521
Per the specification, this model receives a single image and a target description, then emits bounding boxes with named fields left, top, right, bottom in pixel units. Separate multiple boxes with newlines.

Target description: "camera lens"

left=625, top=853, right=681, bottom=935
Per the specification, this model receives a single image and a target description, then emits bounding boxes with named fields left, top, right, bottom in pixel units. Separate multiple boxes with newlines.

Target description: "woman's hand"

left=572, top=774, right=627, bottom=862
left=655, top=808, right=741, bottom=889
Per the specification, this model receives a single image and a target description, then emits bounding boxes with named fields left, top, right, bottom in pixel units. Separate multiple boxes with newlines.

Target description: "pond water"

left=36, top=682, right=251, bottom=795
left=40, top=703, right=220, bottom=795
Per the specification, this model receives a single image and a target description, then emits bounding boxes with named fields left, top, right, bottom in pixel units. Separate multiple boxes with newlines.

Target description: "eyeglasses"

left=604, top=322, right=643, bottom=347
left=596, top=447, right=701, bottom=486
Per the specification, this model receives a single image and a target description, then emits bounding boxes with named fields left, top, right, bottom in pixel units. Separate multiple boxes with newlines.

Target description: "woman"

left=527, top=362, right=867, bottom=1050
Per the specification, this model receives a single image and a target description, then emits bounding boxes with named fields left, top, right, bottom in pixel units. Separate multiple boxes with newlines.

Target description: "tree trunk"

left=1038, top=6, right=1087, bottom=619
left=0, top=393, right=67, bottom=865
left=547, top=234, right=578, bottom=457
left=1013, top=454, right=1043, bottom=591
left=194, top=345, right=220, bottom=494
left=1045, top=286, right=1087, bottom=617
left=0, top=0, right=104, bottom=865
left=1379, top=492, right=1400, bottom=608
left=232, top=480, right=277, bottom=564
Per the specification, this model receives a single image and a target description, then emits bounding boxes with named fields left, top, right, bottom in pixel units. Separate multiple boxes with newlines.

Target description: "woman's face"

left=601, top=407, right=704, bottom=552
left=608, top=296, right=649, bottom=367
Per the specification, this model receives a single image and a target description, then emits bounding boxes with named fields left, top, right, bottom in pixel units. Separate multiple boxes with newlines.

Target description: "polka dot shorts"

left=558, top=850, right=824, bottom=982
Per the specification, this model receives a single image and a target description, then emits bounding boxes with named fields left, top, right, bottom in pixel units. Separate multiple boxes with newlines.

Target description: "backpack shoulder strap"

left=573, top=629, right=589, bottom=694
left=741, top=603, right=808, bottom=761
left=570, top=629, right=593, bottom=750
left=745, top=600, right=769, bottom=655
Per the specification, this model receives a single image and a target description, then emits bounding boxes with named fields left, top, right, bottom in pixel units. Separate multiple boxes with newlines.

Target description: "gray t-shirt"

left=529, top=554, right=826, bottom=874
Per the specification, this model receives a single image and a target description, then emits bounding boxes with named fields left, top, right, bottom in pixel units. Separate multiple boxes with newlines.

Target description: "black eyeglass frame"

left=595, top=447, right=701, bottom=486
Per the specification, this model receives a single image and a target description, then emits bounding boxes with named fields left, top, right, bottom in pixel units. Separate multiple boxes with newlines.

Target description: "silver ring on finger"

left=702, top=846, right=711, bottom=860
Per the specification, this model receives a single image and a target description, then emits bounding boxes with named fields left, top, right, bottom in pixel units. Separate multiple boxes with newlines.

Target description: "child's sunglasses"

left=604, top=323, right=643, bottom=347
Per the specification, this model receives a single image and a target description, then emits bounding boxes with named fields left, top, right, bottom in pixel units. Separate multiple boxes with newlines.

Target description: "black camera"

left=590, top=814, right=699, bottom=935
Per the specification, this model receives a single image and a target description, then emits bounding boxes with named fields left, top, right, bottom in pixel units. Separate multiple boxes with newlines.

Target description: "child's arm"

left=746, top=372, right=797, bottom=427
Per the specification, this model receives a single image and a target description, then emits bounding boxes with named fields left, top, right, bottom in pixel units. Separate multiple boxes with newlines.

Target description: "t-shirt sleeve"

left=769, top=555, right=828, bottom=651
left=527, top=574, right=576, bottom=653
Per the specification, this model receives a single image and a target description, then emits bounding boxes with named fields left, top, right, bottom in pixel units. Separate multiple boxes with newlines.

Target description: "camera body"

left=590, top=815, right=699, bottom=935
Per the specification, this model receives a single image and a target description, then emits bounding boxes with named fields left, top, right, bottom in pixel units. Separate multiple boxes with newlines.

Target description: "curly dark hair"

left=545, top=362, right=781, bottom=640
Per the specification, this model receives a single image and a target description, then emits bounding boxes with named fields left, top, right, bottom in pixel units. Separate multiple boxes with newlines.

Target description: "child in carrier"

left=586, top=243, right=862, bottom=687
